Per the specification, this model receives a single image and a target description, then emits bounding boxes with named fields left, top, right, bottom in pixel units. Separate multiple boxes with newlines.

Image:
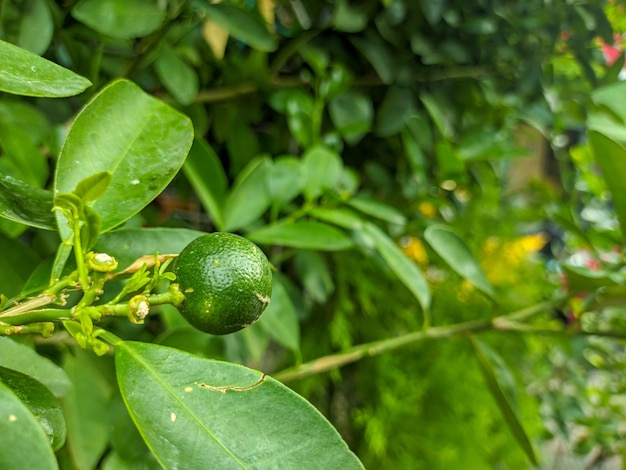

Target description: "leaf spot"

left=196, top=373, right=267, bottom=393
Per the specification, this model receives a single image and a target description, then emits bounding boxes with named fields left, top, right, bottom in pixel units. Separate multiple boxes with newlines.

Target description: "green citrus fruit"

left=174, top=232, right=272, bottom=335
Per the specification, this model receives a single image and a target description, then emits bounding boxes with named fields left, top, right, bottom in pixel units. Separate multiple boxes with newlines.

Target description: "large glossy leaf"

left=182, top=137, right=227, bottom=230
left=61, top=350, right=115, bottom=470
left=115, top=341, right=364, bottom=469
left=95, top=227, right=205, bottom=270
left=0, top=39, right=91, bottom=97
left=0, top=381, right=58, bottom=470
left=424, top=224, right=495, bottom=298
left=0, top=337, right=71, bottom=398
left=222, top=157, right=273, bottom=231
left=196, top=3, right=277, bottom=52
left=588, top=131, right=626, bottom=240
left=0, top=366, right=66, bottom=451
left=363, top=222, right=431, bottom=313
left=248, top=220, right=354, bottom=251
left=72, top=0, right=166, bottom=39
left=471, top=338, right=538, bottom=466
left=54, top=79, right=194, bottom=238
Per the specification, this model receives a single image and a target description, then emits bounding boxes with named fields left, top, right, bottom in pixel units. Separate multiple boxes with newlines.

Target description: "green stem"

left=72, top=215, right=90, bottom=292
left=0, top=322, right=55, bottom=336
left=273, top=298, right=565, bottom=382
left=0, top=309, right=72, bottom=325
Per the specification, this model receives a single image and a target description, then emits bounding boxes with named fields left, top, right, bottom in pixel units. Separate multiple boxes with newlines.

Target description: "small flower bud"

left=87, top=252, right=119, bottom=273
left=128, top=295, right=150, bottom=324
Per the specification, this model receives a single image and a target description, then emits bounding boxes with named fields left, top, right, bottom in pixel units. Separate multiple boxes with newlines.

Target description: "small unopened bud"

left=129, top=295, right=150, bottom=324
left=87, top=252, right=119, bottom=273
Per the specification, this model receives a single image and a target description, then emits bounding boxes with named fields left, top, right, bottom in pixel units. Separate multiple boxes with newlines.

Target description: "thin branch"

left=273, top=298, right=565, bottom=382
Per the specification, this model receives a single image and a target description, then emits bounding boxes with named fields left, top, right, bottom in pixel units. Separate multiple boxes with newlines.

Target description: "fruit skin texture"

left=174, top=232, right=272, bottom=335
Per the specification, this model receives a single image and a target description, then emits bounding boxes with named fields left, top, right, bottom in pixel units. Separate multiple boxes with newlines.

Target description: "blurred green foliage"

left=2, top=0, right=626, bottom=467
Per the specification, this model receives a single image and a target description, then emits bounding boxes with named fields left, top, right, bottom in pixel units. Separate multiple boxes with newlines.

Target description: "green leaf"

left=0, top=100, right=52, bottom=145
left=197, top=3, right=277, bottom=52
left=470, top=337, right=538, bottom=466
left=61, top=349, right=115, bottom=470
left=248, top=220, right=354, bottom=251
left=283, top=89, right=315, bottom=148
left=72, top=0, right=166, bottom=39
left=115, top=341, right=364, bottom=469
left=424, top=224, right=495, bottom=298
left=0, top=232, right=41, bottom=297
left=265, top=156, right=305, bottom=208
left=0, top=121, right=48, bottom=186
left=350, top=34, right=394, bottom=85
left=54, top=79, right=194, bottom=238
left=182, top=137, right=227, bottom=230
left=258, top=275, right=300, bottom=350
left=73, top=171, right=113, bottom=203
left=83, top=206, right=103, bottom=250
left=0, top=381, right=58, bottom=469
left=0, top=175, right=55, bottom=230
left=333, top=0, right=368, bottom=32
left=11, top=0, right=54, bottom=55
left=309, top=207, right=365, bottom=230
left=328, top=90, right=373, bottom=145
left=0, top=337, right=71, bottom=398
left=303, top=146, right=343, bottom=200
left=294, top=251, right=335, bottom=303
left=107, top=393, right=153, bottom=463
left=0, top=39, right=91, bottom=97
left=347, top=196, right=406, bottom=226
left=0, top=366, right=66, bottom=451
left=375, top=86, right=415, bottom=137
left=222, top=156, right=273, bottom=231
left=363, top=222, right=431, bottom=312
left=588, top=131, right=626, bottom=240
left=94, top=227, right=205, bottom=270
left=154, top=48, right=199, bottom=106
left=421, top=93, right=453, bottom=139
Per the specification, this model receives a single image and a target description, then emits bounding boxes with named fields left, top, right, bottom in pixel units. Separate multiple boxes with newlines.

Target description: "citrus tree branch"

left=273, top=297, right=567, bottom=383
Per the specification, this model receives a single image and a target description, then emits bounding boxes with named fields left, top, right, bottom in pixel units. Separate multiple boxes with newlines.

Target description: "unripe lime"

left=174, top=232, right=272, bottom=335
